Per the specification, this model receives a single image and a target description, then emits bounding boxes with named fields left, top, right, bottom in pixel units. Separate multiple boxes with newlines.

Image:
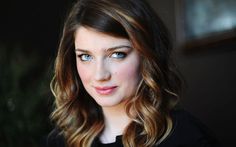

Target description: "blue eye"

left=78, top=54, right=92, bottom=61
left=111, top=52, right=126, bottom=59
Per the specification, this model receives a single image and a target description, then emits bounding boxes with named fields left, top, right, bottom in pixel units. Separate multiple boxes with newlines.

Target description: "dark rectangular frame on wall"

left=175, top=0, right=236, bottom=55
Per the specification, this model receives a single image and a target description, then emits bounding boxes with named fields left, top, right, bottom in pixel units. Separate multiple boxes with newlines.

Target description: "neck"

left=100, top=101, right=131, bottom=143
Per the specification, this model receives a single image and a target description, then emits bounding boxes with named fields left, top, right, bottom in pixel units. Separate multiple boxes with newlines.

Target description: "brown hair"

left=51, top=0, right=182, bottom=146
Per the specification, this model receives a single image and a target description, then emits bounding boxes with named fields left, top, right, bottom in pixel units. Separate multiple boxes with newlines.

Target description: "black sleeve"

left=159, top=109, right=221, bottom=147
left=41, top=129, right=66, bottom=147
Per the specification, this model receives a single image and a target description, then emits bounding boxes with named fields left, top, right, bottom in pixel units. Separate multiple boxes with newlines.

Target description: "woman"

left=46, top=0, right=219, bottom=146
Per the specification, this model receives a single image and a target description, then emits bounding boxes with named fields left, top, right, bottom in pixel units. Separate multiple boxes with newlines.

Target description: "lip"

left=94, top=86, right=117, bottom=95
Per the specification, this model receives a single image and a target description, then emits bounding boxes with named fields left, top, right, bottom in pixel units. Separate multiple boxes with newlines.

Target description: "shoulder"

left=159, top=109, right=221, bottom=147
left=41, top=128, right=66, bottom=147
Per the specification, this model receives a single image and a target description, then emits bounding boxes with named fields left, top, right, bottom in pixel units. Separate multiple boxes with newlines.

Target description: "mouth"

left=94, top=86, right=117, bottom=95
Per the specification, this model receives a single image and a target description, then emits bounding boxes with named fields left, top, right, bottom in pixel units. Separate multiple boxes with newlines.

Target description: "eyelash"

left=110, top=52, right=127, bottom=59
left=77, top=54, right=92, bottom=61
left=77, top=52, right=127, bottom=62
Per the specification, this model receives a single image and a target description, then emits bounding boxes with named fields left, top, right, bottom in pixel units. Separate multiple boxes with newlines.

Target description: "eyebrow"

left=75, top=45, right=132, bottom=52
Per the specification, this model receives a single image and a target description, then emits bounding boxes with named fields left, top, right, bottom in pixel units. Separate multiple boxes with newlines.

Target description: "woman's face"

left=74, top=27, right=141, bottom=108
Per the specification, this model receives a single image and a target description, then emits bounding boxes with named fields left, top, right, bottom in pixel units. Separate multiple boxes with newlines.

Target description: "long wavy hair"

left=51, top=0, right=182, bottom=146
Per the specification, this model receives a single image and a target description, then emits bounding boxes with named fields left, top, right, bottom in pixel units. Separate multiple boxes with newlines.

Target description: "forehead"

left=74, top=27, right=131, bottom=51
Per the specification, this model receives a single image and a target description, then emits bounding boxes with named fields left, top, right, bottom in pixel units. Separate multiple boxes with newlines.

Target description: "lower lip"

left=95, top=87, right=117, bottom=95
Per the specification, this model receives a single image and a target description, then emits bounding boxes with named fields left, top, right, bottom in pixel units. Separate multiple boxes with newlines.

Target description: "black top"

left=43, top=109, right=220, bottom=147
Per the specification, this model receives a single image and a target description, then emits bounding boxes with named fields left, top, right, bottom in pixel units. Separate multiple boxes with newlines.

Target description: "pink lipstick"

left=95, top=86, right=117, bottom=95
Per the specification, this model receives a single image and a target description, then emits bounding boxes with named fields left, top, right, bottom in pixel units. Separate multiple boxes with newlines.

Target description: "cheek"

left=114, top=61, right=140, bottom=84
left=76, top=64, right=91, bottom=84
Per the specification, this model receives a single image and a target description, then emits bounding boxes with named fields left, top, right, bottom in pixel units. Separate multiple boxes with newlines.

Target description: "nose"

left=94, top=59, right=111, bottom=81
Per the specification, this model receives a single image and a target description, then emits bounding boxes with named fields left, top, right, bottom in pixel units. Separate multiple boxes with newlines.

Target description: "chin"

left=95, top=98, right=125, bottom=108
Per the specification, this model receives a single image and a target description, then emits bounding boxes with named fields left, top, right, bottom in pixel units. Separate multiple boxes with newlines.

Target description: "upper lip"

left=94, top=86, right=117, bottom=90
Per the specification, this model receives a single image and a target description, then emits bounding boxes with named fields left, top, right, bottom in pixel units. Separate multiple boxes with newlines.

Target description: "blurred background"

left=0, top=0, right=72, bottom=146
left=1, top=0, right=235, bottom=146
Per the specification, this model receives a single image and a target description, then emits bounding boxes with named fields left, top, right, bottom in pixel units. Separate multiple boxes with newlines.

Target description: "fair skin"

left=74, top=26, right=141, bottom=143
